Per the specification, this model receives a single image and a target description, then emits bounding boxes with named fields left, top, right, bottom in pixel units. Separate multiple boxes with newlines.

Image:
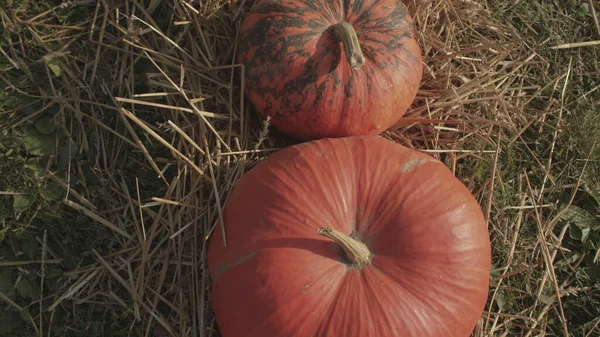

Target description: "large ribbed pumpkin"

left=237, top=0, right=423, bottom=140
left=208, top=136, right=491, bottom=337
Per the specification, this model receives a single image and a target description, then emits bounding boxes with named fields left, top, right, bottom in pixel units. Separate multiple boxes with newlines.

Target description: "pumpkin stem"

left=318, top=227, right=371, bottom=267
left=331, top=21, right=365, bottom=69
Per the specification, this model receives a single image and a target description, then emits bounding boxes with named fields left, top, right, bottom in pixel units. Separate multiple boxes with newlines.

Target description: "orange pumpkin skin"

left=237, top=0, right=423, bottom=140
left=208, top=136, right=491, bottom=337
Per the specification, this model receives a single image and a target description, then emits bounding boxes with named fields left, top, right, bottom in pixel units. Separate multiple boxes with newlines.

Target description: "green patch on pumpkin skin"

left=211, top=251, right=262, bottom=282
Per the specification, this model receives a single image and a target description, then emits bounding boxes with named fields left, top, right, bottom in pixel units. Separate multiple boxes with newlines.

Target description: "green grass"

left=0, top=1, right=161, bottom=335
left=482, top=1, right=600, bottom=335
left=0, top=0, right=599, bottom=336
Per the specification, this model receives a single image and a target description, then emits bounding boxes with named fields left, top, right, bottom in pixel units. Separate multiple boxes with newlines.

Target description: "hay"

left=19, top=0, right=580, bottom=336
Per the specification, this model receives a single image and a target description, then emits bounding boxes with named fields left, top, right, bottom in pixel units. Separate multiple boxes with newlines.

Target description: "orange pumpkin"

left=208, top=136, right=491, bottom=337
left=237, top=0, right=423, bottom=140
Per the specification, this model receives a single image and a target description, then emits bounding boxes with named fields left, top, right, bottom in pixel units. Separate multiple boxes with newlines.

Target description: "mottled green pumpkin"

left=238, top=0, right=423, bottom=140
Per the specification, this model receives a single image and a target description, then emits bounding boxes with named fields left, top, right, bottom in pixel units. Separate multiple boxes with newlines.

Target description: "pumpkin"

left=237, top=0, right=423, bottom=140
left=208, top=136, right=491, bottom=337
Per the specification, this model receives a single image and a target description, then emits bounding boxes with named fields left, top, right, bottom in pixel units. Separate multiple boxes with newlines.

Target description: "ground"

left=0, top=0, right=599, bottom=336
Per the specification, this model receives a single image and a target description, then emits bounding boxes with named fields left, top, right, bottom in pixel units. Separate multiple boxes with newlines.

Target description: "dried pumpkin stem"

left=331, top=21, right=365, bottom=69
left=317, top=227, right=371, bottom=267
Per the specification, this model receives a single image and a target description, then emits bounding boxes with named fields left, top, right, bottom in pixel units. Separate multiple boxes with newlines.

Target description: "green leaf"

left=564, top=253, right=580, bottom=265
left=569, top=224, right=591, bottom=242
left=0, top=197, right=11, bottom=221
left=41, top=181, right=64, bottom=201
left=474, top=161, right=490, bottom=181
left=586, top=256, right=600, bottom=280
left=81, top=163, right=99, bottom=185
left=19, top=308, right=31, bottom=321
left=587, top=188, right=600, bottom=206
left=57, top=141, right=79, bottom=170
left=24, top=157, right=44, bottom=171
left=584, top=239, right=598, bottom=251
left=569, top=225, right=582, bottom=241
left=1, top=28, right=11, bottom=42
left=2, top=96, right=17, bottom=109
left=35, top=117, right=55, bottom=135
left=21, top=238, right=36, bottom=259
left=581, top=227, right=591, bottom=242
left=16, top=278, right=34, bottom=299
left=43, top=54, right=62, bottom=76
left=561, top=205, right=598, bottom=242
left=22, top=127, right=55, bottom=156
left=495, top=289, right=512, bottom=311
left=50, top=307, right=66, bottom=329
left=0, top=311, right=20, bottom=335
left=525, top=280, right=533, bottom=295
left=62, top=255, right=77, bottom=270
left=539, top=292, right=555, bottom=305
left=561, top=204, right=598, bottom=226
left=0, top=269, right=12, bottom=294
left=13, top=194, right=35, bottom=213
left=24, top=157, right=47, bottom=180
left=46, top=266, right=63, bottom=279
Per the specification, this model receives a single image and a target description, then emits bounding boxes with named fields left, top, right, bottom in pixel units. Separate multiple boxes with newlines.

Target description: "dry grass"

left=1, top=0, right=599, bottom=336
